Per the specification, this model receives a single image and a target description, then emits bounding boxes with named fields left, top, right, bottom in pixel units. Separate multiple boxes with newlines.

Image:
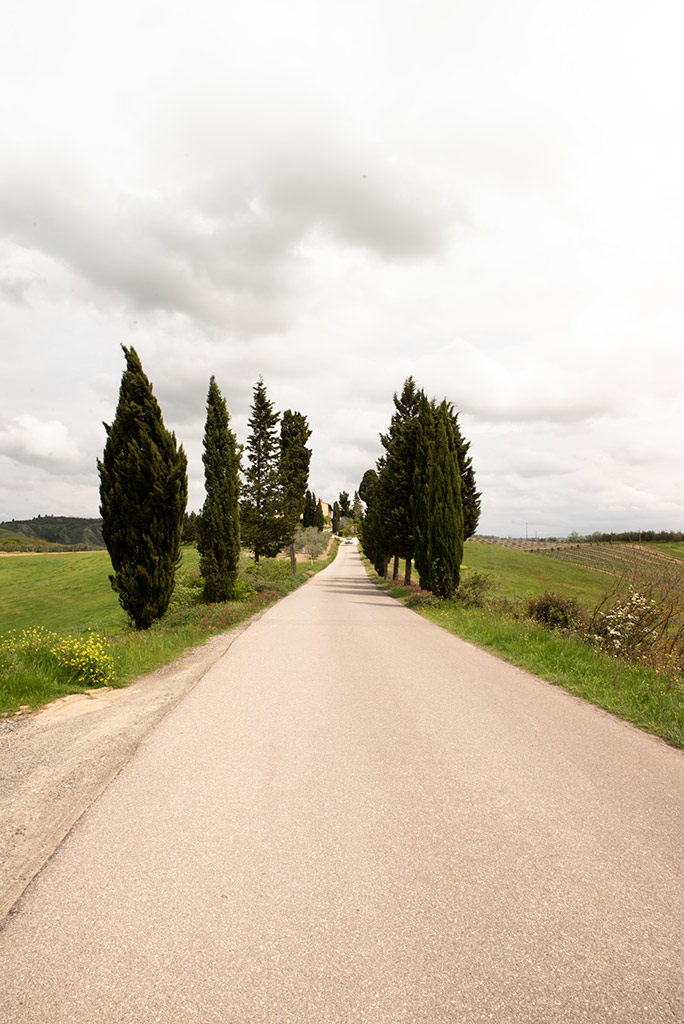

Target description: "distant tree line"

left=566, top=530, right=684, bottom=544
left=98, top=348, right=315, bottom=629
left=358, top=377, right=481, bottom=599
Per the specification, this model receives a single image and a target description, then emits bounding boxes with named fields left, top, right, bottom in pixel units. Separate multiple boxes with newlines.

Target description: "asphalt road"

left=1, top=543, right=684, bottom=1023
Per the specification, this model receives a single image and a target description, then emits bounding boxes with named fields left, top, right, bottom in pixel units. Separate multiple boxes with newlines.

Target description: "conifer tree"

left=279, top=409, right=312, bottom=574
left=98, top=345, right=187, bottom=629
left=241, top=378, right=285, bottom=568
left=332, top=501, right=340, bottom=534
left=377, top=376, right=421, bottom=583
left=197, top=376, right=241, bottom=601
left=358, top=467, right=388, bottom=576
left=338, top=491, right=352, bottom=518
left=413, top=397, right=463, bottom=598
left=302, top=490, right=317, bottom=528
left=313, top=498, right=325, bottom=531
left=447, top=405, right=482, bottom=540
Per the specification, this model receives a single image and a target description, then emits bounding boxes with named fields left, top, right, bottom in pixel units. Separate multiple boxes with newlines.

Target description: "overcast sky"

left=1, top=0, right=683, bottom=538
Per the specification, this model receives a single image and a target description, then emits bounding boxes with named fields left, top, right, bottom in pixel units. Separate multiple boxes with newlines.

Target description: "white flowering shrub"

left=592, top=587, right=661, bottom=661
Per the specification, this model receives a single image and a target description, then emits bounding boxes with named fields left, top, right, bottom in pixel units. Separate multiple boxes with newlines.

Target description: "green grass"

left=646, top=541, right=684, bottom=560
left=0, top=543, right=338, bottom=716
left=461, top=541, right=613, bottom=606
left=365, top=543, right=684, bottom=751
left=0, top=551, right=123, bottom=634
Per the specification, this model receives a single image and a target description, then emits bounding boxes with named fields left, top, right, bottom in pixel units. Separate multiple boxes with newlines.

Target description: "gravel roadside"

left=0, top=623, right=249, bottom=924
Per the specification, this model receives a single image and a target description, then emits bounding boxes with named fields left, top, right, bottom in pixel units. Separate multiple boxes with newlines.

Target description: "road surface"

left=1, top=543, right=684, bottom=1022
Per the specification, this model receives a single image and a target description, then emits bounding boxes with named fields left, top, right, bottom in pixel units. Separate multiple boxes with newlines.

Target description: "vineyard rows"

left=474, top=537, right=684, bottom=588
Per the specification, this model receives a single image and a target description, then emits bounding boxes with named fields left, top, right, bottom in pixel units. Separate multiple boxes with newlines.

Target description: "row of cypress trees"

left=98, top=348, right=312, bottom=629
left=359, top=377, right=481, bottom=598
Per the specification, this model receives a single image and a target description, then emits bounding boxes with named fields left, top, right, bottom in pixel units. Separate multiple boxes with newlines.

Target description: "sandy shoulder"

left=0, top=624, right=249, bottom=923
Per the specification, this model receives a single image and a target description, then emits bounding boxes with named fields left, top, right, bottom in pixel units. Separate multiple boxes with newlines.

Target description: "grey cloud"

left=0, top=415, right=88, bottom=474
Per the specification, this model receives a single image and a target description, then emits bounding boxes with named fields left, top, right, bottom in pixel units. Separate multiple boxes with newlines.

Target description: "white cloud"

left=1, top=0, right=684, bottom=535
left=0, top=416, right=84, bottom=471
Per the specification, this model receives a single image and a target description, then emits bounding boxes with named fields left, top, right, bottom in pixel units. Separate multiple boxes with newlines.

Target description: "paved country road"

left=1, top=544, right=684, bottom=1023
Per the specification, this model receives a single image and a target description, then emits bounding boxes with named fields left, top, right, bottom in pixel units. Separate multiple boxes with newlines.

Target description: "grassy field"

left=460, top=542, right=613, bottom=606
left=0, top=544, right=337, bottom=716
left=0, top=551, right=122, bottom=634
left=367, top=540, right=684, bottom=751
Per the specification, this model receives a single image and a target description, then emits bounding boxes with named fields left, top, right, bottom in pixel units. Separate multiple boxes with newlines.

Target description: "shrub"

left=453, top=571, right=494, bottom=607
left=0, top=627, right=115, bottom=689
left=526, top=592, right=585, bottom=630
left=591, top=586, right=661, bottom=661
left=244, top=558, right=290, bottom=582
left=405, top=586, right=440, bottom=609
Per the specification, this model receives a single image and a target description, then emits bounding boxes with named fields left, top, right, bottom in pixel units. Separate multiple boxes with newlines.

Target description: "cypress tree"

left=358, top=467, right=388, bottom=577
left=447, top=405, right=481, bottom=540
left=98, top=345, right=187, bottom=629
left=338, top=491, right=352, bottom=518
left=197, top=376, right=241, bottom=601
left=331, top=501, right=340, bottom=534
left=241, top=378, right=286, bottom=567
left=412, top=394, right=436, bottom=591
left=377, top=376, right=421, bottom=583
left=313, top=498, right=325, bottom=531
left=413, top=397, right=463, bottom=598
left=279, top=410, right=312, bottom=574
left=302, top=490, right=317, bottom=528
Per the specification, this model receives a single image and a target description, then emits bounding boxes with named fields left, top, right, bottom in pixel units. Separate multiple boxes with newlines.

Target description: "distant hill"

left=0, top=516, right=105, bottom=551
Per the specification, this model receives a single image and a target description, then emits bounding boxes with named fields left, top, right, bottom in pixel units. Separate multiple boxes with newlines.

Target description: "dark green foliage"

left=366, top=377, right=476, bottom=589
left=338, top=491, right=352, bottom=518
left=357, top=468, right=388, bottom=576
left=447, top=405, right=481, bottom=540
left=182, top=511, right=198, bottom=544
left=98, top=346, right=187, bottom=629
left=197, top=377, right=241, bottom=601
left=413, top=398, right=463, bottom=598
left=279, top=410, right=312, bottom=573
left=332, top=501, right=340, bottom=534
left=526, top=592, right=586, bottom=630
left=453, top=570, right=494, bottom=607
left=314, top=498, right=325, bottom=531
left=241, top=378, right=286, bottom=563
left=377, top=376, right=421, bottom=581
left=302, top=490, right=317, bottom=528
left=358, top=470, right=377, bottom=509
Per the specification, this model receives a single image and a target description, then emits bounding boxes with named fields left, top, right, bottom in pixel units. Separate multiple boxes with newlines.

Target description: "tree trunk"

left=392, top=555, right=400, bottom=580
left=404, top=558, right=412, bottom=585
left=289, top=542, right=296, bottom=576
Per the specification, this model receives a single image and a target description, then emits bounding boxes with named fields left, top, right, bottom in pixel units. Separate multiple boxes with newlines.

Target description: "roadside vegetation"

left=362, top=539, right=684, bottom=751
left=0, top=543, right=337, bottom=717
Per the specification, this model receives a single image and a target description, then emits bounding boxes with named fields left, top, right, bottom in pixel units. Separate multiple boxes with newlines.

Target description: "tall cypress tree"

left=377, top=376, right=421, bottom=583
left=358, top=466, right=389, bottom=577
left=279, top=409, right=312, bottom=574
left=413, top=397, right=463, bottom=598
left=241, top=378, right=285, bottom=567
left=412, top=393, right=436, bottom=591
left=302, top=490, right=317, bottom=528
left=338, top=491, right=352, bottom=518
left=197, top=376, right=241, bottom=601
left=98, top=345, right=187, bottom=629
left=447, top=405, right=481, bottom=540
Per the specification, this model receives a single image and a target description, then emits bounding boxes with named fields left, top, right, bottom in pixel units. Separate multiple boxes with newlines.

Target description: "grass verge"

left=0, top=541, right=338, bottom=716
left=363, top=548, right=684, bottom=751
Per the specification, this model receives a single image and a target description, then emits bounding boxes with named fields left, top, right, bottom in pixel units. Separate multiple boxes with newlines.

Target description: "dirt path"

left=0, top=623, right=250, bottom=921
